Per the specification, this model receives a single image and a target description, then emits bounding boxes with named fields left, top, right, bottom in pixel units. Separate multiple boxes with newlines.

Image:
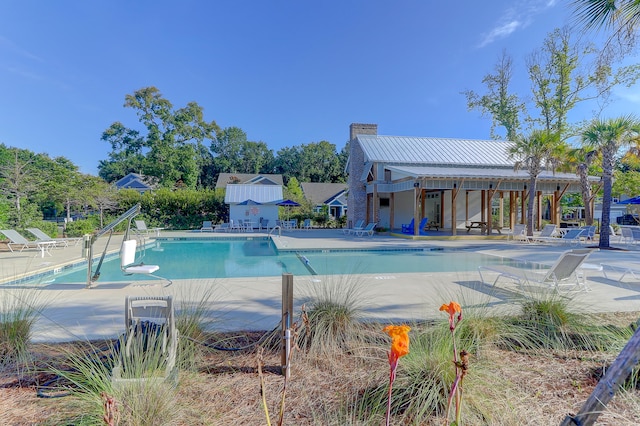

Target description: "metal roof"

left=356, top=135, right=515, bottom=166
left=386, top=165, right=599, bottom=182
left=224, top=184, right=283, bottom=204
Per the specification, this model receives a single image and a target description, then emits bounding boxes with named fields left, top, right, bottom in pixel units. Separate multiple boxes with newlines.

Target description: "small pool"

left=23, top=238, right=523, bottom=284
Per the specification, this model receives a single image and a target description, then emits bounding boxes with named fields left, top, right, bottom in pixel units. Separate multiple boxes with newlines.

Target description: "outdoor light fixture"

left=414, top=181, right=420, bottom=188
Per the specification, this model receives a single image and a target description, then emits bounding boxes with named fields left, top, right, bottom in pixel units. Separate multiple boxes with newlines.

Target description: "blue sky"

left=1, top=1, right=637, bottom=175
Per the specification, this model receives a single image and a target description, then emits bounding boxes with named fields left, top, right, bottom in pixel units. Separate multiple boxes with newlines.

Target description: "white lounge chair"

left=478, top=248, right=596, bottom=292
left=507, top=224, right=527, bottom=242
left=26, top=227, right=81, bottom=247
left=354, top=222, right=377, bottom=237
left=1, top=229, right=57, bottom=257
left=135, top=220, right=164, bottom=237
left=200, top=221, right=214, bottom=232
left=342, top=219, right=364, bottom=235
left=537, top=228, right=585, bottom=245
left=120, top=239, right=171, bottom=287
left=601, top=263, right=640, bottom=283
left=527, top=224, right=557, bottom=243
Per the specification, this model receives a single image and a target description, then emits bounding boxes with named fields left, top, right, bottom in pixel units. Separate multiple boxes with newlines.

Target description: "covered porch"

left=364, top=165, right=597, bottom=236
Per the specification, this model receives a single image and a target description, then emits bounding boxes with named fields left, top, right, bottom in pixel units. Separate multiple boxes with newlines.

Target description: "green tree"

left=463, top=50, right=524, bottom=141
left=100, top=87, right=220, bottom=188
left=211, top=127, right=274, bottom=177
left=509, top=130, right=564, bottom=236
left=299, top=141, right=343, bottom=183
left=0, top=148, right=42, bottom=227
left=274, top=145, right=302, bottom=184
left=562, top=147, right=600, bottom=225
left=581, top=115, right=640, bottom=248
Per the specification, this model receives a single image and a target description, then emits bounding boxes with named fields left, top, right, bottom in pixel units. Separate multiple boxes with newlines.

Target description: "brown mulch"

left=1, top=316, right=640, bottom=425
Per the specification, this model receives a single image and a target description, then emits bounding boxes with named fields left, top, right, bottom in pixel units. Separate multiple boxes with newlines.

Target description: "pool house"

left=347, top=123, right=596, bottom=236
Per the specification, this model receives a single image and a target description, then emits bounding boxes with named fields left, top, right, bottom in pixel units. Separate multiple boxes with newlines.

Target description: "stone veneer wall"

left=347, top=123, right=377, bottom=227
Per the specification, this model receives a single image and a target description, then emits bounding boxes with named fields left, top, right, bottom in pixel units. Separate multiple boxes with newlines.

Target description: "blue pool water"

left=29, top=238, right=517, bottom=284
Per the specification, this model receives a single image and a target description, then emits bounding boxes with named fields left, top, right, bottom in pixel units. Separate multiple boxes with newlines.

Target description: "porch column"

left=413, top=183, right=420, bottom=235
left=451, top=184, right=459, bottom=236
left=481, top=190, right=487, bottom=235
left=373, top=183, right=379, bottom=224
left=510, top=191, right=516, bottom=228
left=499, top=191, right=504, bottom=230
left=390, top=193, right=395, bottom=230
left=536, top=191, right=542, bottom=231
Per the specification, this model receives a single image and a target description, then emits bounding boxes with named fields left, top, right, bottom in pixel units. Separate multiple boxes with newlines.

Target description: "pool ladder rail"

left=268, top=226, right=282, bottom=238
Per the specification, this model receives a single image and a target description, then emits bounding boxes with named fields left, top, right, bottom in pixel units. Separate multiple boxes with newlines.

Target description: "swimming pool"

left=26, top=238, right=522, bottom=284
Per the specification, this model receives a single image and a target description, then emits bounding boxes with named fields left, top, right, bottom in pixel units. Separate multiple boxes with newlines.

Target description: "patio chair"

left=478, top=248, right=596, bottom=291
left=342, top=219, right=364, bottom=235
left=608, top=225, right=622, bottom=243
left=580, top=225, right=596, bottom=242
left=526, top=224, right=557, bottom=243
left=537, top=228, right=585, bottom=245
left=26, top=227, right=82, bottom=247
left=354, top=222, right=377, bottom=237
left=1, top=229, right=57, bottom=256
left=213, top=223, right=230, bottom=232
left=111, top=295, right=178, bottom=386
left=507, top=224, right=526, bottom=242
left=200, top=221, right=214, bottom=232
left=120, top=239, right=171, bottom=287
left=619, top=227, right=635, bottom=244
left=601, top=262, right=640, bottom=283
left=135, top=220, right=164, bottom=237
left=302, top=218, right=312, bottom=230
left=402, top=217, right=429, bottom=235
left=401, top=218, right=414, bottom=234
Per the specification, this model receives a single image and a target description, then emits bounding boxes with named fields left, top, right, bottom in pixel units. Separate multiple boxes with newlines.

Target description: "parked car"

left=616, top=214, right=639, bottom=225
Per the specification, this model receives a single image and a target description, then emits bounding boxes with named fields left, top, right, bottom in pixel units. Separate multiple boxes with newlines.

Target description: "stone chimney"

left=347, top=123, right=377, bottom=226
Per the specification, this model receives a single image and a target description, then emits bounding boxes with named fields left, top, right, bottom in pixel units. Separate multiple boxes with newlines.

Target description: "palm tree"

left=573, top=0, right=640, bottom=31
left=581, top=115, right=640, bottom=248
left=562, top=147, right=600, bottom=226
left=509, top=130, right=563, bottom=237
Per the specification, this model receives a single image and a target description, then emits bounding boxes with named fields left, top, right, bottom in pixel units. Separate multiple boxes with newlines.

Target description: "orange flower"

left=383, top=324, right=411, bottom=365
left=440, top=301, right=462, bottom=330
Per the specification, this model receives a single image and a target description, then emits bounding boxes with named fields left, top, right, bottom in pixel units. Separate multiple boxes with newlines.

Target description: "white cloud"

left=479, top=21, right=521, bottom=48
left=614, top=85, right=640, bottom=103
left=478, top=0, right=558, bottom=48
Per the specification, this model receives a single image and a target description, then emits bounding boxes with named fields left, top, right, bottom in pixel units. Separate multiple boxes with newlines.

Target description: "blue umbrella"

left=276, top=199, right=301, bottom=207
left=276, top=199, right=300, bottom=221
left=618, top=196, right=640, bottom=204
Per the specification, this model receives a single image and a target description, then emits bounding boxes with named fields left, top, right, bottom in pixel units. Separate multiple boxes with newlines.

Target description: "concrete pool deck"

left=1, top=229, right=639, bottom=342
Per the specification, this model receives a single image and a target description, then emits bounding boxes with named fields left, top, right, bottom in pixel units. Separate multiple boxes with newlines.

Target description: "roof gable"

left=216, top=173, right=283, bottom=188
left=356, top=135, right=514, bottom=166
left=301, top=182, right=348, bottom=205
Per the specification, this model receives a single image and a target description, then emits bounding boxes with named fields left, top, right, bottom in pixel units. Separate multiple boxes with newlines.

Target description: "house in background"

left=301, top=182, right=348, bottom=219
left=224, top=184, right=283, bottom=227
left=215, top=173, right=283, bottom=189
left=113, top=173, right=155, bottom=194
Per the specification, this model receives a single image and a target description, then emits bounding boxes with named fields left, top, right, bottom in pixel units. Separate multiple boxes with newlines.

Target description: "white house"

left=224, top=184, right=283, bottom=228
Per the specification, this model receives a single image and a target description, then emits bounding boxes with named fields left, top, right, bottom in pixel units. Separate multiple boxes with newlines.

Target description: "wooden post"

left=451, top=185, right=459, bottom=236
left=560, top=328, right=640, bottom=426
left=281, top=273, right=294, bottom=378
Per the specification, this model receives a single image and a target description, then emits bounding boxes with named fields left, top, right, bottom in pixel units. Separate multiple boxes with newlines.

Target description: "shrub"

left=0, top=288, right=44, bottom=366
